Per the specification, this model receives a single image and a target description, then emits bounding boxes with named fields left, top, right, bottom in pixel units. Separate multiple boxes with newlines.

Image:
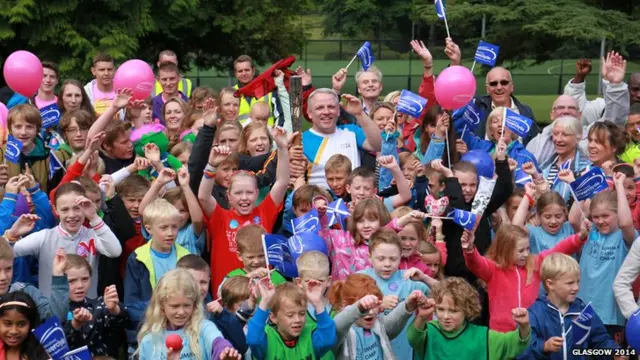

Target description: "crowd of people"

left=0, top=38, right=638, bottom=360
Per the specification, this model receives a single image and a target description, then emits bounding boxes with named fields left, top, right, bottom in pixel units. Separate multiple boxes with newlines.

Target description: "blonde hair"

left=296, top=251, right=330, bottom=279
left=135, top=269, right=205, bottom=360
left=349, top=198, right=391, bottom=246
left=324, top=154, right=352, bottom=175
left=383, top=91, right=401, bottom=104
left=540, top=253, right=581, bottom=292
left=142, top=198, right=181, bottom=227
left=432, top=277, right=482, bottom=320
left=486, top=107, right=517, bottom=142
left=486, top=225, right=535, bottom=285
left=229, top=171, right=257, bottom=193
left=590, top=190, right=617, bottom=214
left=68, top=151, right=105, bottom=175
left=391, top=206, right=412, bottom=218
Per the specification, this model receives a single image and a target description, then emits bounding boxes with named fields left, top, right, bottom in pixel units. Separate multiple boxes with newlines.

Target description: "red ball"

left=165, top=334, right=183, bottom=351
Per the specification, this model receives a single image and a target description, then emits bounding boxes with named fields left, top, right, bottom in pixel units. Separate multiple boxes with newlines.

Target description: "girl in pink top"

left=461, top=222, right=588, bottom=332
left=321, top=198, right=423, bottom=280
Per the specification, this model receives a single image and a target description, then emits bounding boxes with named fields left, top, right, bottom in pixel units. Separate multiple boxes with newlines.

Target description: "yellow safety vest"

left=233, top=84, right=275, bottom=127
left=153, top=78, right=193, bottom=98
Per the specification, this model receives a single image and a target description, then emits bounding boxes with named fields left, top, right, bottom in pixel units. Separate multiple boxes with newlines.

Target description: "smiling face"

left=67, top=266, right=91, bottom=302
left=228, top=175, right=259, bottom=216
left=220, top=93, right=240, bottom=121
left=54, top=192, right=85, bottom=234
left=0, top=259, right=13, bottom=296
left=164, top=101, right=185, bottom=131
left=370, top=243, right=401, bottom=279
left=590, top=203, right=618, bottom=235
left=310, top=92, right=340, bottom=135
left=40, top=67, right=59, bottom=94
left=539, top=203, right=566, bottom=235
left=0, top=309, right=30, bottom=349
left=514, top=237, right=530, bottom=267
left=372, top=107, right=393, bottom=130
left=269, top=299, right=307, bottom=340
left=488, top=113, right=513, bottom=143
left=162, top=295, right=195, bottom=329
left=346, top=176, right=376, bottom=204
left=625, top=114, right=640, bottom=143
left=246, top=127, right=270, bottom=156
left=587, top=130, right=616, bottom=166
left=356, top=217, right=381, bottom=243
left=357, top=71, right=382, bottom=100
left=552, top=124, right=579, bottom=157
left=234, top=61, right=255, bottom=85
left=485, top=68, right=513, bottom=106
left=10, top=116, right=38, bottom=151
left=62, top=84, right=83, bottom=112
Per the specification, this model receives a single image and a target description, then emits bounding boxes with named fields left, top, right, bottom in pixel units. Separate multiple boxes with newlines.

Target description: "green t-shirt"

left=264, top=324, right=315, bottom=360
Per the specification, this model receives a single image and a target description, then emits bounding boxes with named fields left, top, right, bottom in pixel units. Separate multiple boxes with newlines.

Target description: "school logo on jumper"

left=388, top=283, right=398, bottom=291
left=77, top=239, right=96, bottom=257
left=397, top=90, right=428, bottom=118
left=474, top=41, right=500, bottom=67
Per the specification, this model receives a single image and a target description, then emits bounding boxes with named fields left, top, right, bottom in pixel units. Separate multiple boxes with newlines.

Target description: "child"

left=567, top=172, right=637, bottom=343
left=50, top=249, right=128, bottom=357
left=10, top=182, right=122, bottom=297
left=611, top=163, right=640, bottom=231
left=139, top=167, right=205, bottom=255
left=124, top=198, right=190, bottom=341
left=522, top=253, right=624, bottom=360
left=117, top=174, right=151, bottom=277
left=418, top=241, right=444, bottom=280
left=359, top=228, right=434, bottom=360
left=281, top=184, right=333, bottom=237
left=218, top=224, right=286, bottom=296
left=210, top=152, right=240, bottom=210
left=135, top=269, right=240, bottom=360
left=198, top=127, right=290, bottom=292
left=329, top=273, right=425, bottom=359
left=209, top=276, right=250, bottom=357
left=247, top=279, right=337, bottom=359
left=347, top=156, right=411, bottom=211
left=0, top=292, right=48, bottom=360
left=461, top=223, right=588, bottom=332
left=391, top=206, right=431, bottom=275
left=125, top=96, right=153, bottom=129
left=512, top=183, right=575, bottom=255
left=171, top=141, right=193, bottom=165
left=176, top=254, right=214, bottom=307
left=325, top=154, right=352, bottom=200
left=408, top=277, right=531, bottom=360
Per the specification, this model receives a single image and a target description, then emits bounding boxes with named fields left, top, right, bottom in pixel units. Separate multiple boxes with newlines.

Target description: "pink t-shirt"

left=92, top=83, right=115, bottom=116
left=35, top=95, right=58, bottom=110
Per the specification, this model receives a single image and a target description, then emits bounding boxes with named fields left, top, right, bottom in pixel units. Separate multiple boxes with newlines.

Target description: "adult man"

left=469, top=67, right=540, bottom=145
left=233, top=55, right=283, bottom=127
left=302, top=88, right=382, bottom=188
left=84, top=53, right=117, bottom=116
left=332, top=65, right=384, bottom=116
left=152, top=61, right=189, bottom=124
left=564, top=54, right=633, bottom=127
left=152, top=50, right=193, bottom=98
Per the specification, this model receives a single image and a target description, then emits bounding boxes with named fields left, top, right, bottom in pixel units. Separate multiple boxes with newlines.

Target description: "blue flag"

left=449, top=208, right=477, bottom=231
left=40, top=103, right=61, bottom=129
left=62, top=346, right=92, bottom=360
left=262, top=234, right=298, bottom=278
left=33, top=316, right=69, bottom=360
left=454, top=101, right=483, bottom=131
left=514, top=168, right=532, bottom=186
left=357, top=41, right=375, bottom=71
left=474, top=41, right=500, bottom=67
left=572, top=303, right=595, bottom=347
left=504, top=108, right=533, bottom=138
left=570, top=167, right=608, bottom=201
left=5, top=135, right=23, bottom=164
left=291, top=208, right=321, bottom=235
left=396, top=90, right=428, bottom=118
left=326, top=198, right=351, bottom=229
left=435, top=0, right=446, bottom=19
left=49, top=150, right=65, bottom=180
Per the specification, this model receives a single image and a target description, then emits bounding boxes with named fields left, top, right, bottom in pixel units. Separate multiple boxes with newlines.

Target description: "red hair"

left=328, top=274, right=383, bottom=312
left=485, top=224, right=535, bottom=284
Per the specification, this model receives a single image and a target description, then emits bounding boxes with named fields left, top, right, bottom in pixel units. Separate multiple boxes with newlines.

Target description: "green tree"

left=415, top=0, right=640, bottom=66
left=0, top=0, right=305, bottom=82
left=320, top=0, right=413, bottom=39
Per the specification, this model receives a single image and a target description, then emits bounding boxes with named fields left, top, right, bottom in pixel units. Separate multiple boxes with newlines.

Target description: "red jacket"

left=464, top=233, right=586, bottom=332
left=402, top=73, right=438, bottom=153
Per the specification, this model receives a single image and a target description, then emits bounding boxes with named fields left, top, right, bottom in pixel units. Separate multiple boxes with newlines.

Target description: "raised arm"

left=379, top=155, right=411, bottom=208
left=613, top=172, right=636, bottom=246
left=512, top=183, right=536, bottom=227
left=197, top=146, right=230, bottom=216
left=268, top=127, right=291, bottom=206
left=341, top=94, right=382, bottom=152
left=87, top=89, right=132, bottom=141
left=177, top=167, right=204, bottom=236
left=139, top=168, right=176, bottom=216
left=461, top=230, right=496, bottom=282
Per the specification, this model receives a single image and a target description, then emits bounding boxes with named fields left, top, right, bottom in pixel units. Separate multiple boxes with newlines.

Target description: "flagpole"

left=426, top=215, right=454, bottom=220
left=470, top=61, right=477, bottom=73
left=500, top=107, right=507, bottom=143
left=443, top=15, right=451, bottom=39
left=461, top=124, right=467, bottom=140
left=445, top=125, right=451, bottom=168
left=567, top=186, right=588, bottom=220
left=260, top=235, right=272, bottom=282
left=385, top=109, right=397, bottom=141
left=345, top=53, right=358, bottom=71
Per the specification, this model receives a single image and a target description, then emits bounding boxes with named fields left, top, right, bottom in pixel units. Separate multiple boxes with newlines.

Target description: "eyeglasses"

left=487, top=80, right=511, bottom=87
left=65, top=127, right=89, bottom=135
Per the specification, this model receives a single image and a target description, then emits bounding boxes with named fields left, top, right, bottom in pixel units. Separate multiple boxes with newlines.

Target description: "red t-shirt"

left=206, top=194, right=282, bottom=293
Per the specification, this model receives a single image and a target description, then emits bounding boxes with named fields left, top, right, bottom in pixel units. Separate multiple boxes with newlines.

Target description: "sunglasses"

left=487, top=80, right=511, bottom=87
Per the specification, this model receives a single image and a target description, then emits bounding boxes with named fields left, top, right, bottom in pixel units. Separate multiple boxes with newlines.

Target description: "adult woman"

left=57, top=80, right=96, bottom=117
left=586, top=121, right=626, bottom=169
left=539, top=116, right=591, bottom=202
left=217, top=87, right=240, bottom=122
left=162, top=96, right=190, bottom=148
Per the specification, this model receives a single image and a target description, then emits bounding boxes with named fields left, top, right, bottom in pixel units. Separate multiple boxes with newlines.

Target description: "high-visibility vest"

left=233, top=84, right=275, bottom=127
left=153, top=78, right=193, bottom=98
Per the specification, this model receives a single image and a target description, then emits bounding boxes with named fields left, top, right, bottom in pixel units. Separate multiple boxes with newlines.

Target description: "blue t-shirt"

left=577, top=229, right=632, bottom=326
left=138, top=320, right=223, bottom=360
left=526, top=222, right=574, bottom=255
left=151, top=246, right=177, bottom=283
left=360, top=268, right=429, bottom=360
left=355, top=327, right=383, bottom=360
left=176, top=224, right=204, bottom=255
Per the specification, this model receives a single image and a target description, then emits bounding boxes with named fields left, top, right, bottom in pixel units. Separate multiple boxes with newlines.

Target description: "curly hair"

left=328, top=274, right=383, bottom=312
left=431, top=277, right=482, bottom=321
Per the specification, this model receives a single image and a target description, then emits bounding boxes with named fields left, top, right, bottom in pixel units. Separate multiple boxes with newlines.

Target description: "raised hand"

left=332, top=68, right=348, bottom=92
left=270, top=127, right=289, bottom=150
left=495, top=139, right=507, bottom=161
left=359, top=294, right=382, bottom=313
left=113, top=88, right=133, bottom=109
left=381, top=295, right=399, bottom=311
left=202, top=98, right=218, bottom=127
left=144, top=143, right=161, bottom=163
left=377, top=155, right=399, bottom=170
left=444, top=38, right=461, bottom=66
left=219, top=347, right=242, bottom=360
left=524, top=182, right=537, bottom=198
left=305, top=279, right=326, bottom=312
left=208, top=146, right=232, bottom=167
left=98, top=175, right=115, bottom=200
left=296, top=66, right=312, bottom=87
left=410, top=40, right=433, bottom=62
left=8, top=214, right=40, bottom=239
left=607, top=52, right=627, bottom=84
left=273, top=69, right=284, bottom=80
left=86, top=131, right=106, bottom=153
left=76, top=196, right=98, bottom=221
left=522, top=162, right=537, bottom=176
left=177, top=167, right=190, bottom=187
left=430, top=159, right=453, bottom=178
left=157, top=168, right=177, bottom=185
left=257, top=277, right=276, bottom=311
left=23, top=164, right=36, bottom=189
left=613, top=171, right=627, bottom=188
left=52, top=248, right=67, bottom=276
left=579, top=219, right=592, bottom=241
left=5, top=175, right=27, bottom=194
left=461, top=230, right=475, bottom=252
left=435, top=112, right=450, bottom=137
left=132, top=157, right=151, bottom=172
left=557, top=169, right=575, bottom=184
left=406, top=290, right=427, bottom=312
left=71, top=308, right=93, bottom=330
left=455, top=139, right=468, bottom=155
left=104, top=285, right=121, bottom=315
left=575, top=58, right=592, bottom=81
left=416, top=298, right=436, bottom=319
left=341, top=94, right=363, bottom=117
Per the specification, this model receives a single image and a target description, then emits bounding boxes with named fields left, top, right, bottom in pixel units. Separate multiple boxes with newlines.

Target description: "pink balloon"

left=435, top=66, right=477, bottom=110
left=113, top=59, right=155, bottom=100
left=3, top=51, right=43, bottom=97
